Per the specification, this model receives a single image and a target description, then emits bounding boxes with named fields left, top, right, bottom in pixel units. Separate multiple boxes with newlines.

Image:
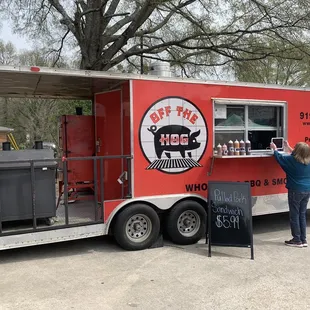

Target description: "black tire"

left=113, top=204, right=160, bottom=251
left=166, top=200, right=206, bottom=245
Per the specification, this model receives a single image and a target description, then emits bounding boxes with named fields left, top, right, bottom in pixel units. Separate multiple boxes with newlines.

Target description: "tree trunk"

left=79, top=0, right=105, bottom=70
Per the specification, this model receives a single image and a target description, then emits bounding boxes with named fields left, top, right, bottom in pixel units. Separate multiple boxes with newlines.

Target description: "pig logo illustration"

left=139, top=96, right=208, bottom=174
left=147, top=125, right=201, bottom=159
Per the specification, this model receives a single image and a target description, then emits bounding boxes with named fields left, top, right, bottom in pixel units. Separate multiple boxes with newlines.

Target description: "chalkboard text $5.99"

left=207, top=181, right=254, bottom=259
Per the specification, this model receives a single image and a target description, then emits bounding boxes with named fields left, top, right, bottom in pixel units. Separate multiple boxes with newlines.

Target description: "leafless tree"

left=2, top=0, right=310, bottom=75
left=0, top=41, right=17, bottom=65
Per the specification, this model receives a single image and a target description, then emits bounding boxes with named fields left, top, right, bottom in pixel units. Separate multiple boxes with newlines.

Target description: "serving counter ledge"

left=207, top=152, right=280, bottom=176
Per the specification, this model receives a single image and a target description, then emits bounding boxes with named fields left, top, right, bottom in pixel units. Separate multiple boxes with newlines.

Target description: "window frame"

left=212, top=98, right=288, bottom=152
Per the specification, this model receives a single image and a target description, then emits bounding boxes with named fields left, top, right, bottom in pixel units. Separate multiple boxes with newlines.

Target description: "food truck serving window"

left=213, top=99, right=287, bottom=151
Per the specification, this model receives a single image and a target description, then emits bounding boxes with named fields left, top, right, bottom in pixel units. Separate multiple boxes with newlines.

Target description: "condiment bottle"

left=217, top=143, right=222, bottom=156
left=228, top=140, right=234, bottom=156
left=239, top=140, right=245, bottom=156
left=222, top=143, right=228, bottom=156
left=246, top=140, right=251, bottom=155
left=234, top=139, right=240, bottom=156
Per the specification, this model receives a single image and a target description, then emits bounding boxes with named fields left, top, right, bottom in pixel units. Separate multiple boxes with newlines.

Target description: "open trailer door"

left=95, top=90, right=124, bottom=201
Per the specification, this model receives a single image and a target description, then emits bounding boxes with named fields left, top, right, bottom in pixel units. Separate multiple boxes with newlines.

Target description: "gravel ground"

left=0, top=212, right=309, bottom=310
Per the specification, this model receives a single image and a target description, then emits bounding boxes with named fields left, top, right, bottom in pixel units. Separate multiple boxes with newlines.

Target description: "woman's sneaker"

left=302, top=240, right=308, bottom=247
left=285, top=239, right=303, bottom=248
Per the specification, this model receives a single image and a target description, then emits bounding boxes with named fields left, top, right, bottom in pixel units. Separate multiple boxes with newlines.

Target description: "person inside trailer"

left=270, top=140, right=310, bottom=248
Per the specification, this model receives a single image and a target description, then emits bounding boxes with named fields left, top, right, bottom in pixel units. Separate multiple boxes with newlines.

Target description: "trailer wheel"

left=113, top=204, right=160, bottom=251
left=166, top=200, right=206, bottom=245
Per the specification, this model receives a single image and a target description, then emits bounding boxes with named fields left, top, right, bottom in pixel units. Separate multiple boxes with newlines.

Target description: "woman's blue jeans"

left=288, top=190, right=310, bottom=243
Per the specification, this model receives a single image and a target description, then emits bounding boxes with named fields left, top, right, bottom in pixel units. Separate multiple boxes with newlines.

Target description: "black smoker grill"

left=0, top=148, right=57, bottom=223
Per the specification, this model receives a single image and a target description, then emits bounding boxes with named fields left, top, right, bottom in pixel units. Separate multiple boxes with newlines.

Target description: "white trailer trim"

left=3, top=65, right=310, bottom=90
left=0, top=224, right=106, bottom=250
left=1, top=65, right=310, bottom=101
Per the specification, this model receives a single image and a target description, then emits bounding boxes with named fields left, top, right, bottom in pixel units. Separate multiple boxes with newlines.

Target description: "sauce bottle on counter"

left=246, top=140, right=251, bottom=155
left=217, top=143, right=222, bottom=156
left=222, top=143, right=228, bottom=156
left=234, top=139, right=240, bottom=156
left=239, top=140, right=245, bottom=156
left=228, top=140, right=234, bottom=156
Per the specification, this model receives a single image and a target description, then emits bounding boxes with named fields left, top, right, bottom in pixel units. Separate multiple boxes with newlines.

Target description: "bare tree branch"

left=3, top=0, right=310, bottom=77
left=101, top=0, right=160, bottom=69
left=100, top=0, right=121, bottom=31
left=52, top=29, right=70, bottom=67
left=47, top=0, right=75, bottom=34
left=135, top=0, right=196, bottom=37
left=78, top=0, right=109, bottom=18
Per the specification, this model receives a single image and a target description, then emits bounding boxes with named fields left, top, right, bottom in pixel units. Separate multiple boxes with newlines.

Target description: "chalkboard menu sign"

left=207, top=181, right=254, bottom=260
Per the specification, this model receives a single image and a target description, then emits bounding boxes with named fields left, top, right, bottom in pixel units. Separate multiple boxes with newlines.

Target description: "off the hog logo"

left=147, top=125, right=201, bottom=159
left=139, top=96, right=208, bottom=174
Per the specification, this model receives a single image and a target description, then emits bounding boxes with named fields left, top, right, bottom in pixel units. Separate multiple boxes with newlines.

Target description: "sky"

left=0, top=21, right=30, bottom=51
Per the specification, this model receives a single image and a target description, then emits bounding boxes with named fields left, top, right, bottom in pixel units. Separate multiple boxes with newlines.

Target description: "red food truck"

left=0, top=64, right=307, bottom=251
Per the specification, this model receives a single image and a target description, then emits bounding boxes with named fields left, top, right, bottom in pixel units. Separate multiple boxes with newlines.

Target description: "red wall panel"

left=132, top=80, right=308, bottom=198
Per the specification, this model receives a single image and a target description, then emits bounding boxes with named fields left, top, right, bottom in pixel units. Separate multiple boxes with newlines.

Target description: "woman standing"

left=270, top=141, right=310, bottom=248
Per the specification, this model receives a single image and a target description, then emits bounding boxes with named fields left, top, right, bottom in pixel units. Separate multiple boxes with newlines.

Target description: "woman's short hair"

left=293, top=142, right=310, bottom=165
